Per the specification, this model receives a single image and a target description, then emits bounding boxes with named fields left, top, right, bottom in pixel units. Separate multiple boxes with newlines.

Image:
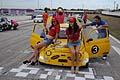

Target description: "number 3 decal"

left=91, top=45, right=99, bottom=54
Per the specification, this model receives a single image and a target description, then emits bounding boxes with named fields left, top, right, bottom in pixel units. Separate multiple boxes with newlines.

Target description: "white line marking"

left=0, top=67, right=3, bottom=70
left=104, top=76, right=114, bottom=80
left=66, top=73, right=76, bottom=77
left=55, top=75, right=61, bottom=80
left=112, top=46, right=120, bottom=55
left=47, top=71, right=52, bottom=75
left=29, top=69, right=39, bottom=74
left=85, top=74, right=95, bottom=79
left=110, top=35, right=120, bottom=44
left=10, top=68, right=22, bottom=72
left=16, top=72, right=29, bottom=77
left=75, top=77, right=86, bottom=80
left=39, top=74, right=48, bottom=79
left=19, top=64, right=39, bottom=70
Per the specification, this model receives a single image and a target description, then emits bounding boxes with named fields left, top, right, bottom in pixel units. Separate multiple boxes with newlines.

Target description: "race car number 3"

left=91, top=45, right=99, bottom=54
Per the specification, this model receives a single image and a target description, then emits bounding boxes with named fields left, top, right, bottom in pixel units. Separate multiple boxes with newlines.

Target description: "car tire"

left=8, top=25, right=12, bottom=30
left=82, top=62, right=89, bottom=68
left=3, top=24, right=6, bottom=31
left=38, top=61, right=45, bottom=65
left=102, top=55, right=107, bottom=60
left=13, top=25, right=17, bottom=30
left=0, top=28, right=3, bottom=32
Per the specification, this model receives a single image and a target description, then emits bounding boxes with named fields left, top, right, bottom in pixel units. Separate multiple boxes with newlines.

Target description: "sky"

left=0, top=0, right=120, bottom=9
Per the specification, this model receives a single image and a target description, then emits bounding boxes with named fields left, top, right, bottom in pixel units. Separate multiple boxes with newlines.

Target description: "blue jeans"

left=43, top=37, right=53, bottom=45
left=67, top=40, right=81, bottom=48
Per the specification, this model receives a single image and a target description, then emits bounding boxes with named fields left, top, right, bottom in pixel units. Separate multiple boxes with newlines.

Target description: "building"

left=0, top=8, right=34, bottom=16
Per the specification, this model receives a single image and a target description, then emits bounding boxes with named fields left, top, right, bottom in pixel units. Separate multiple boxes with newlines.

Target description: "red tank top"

left=66, top=27, right=81, bottom=41
left=48, top=24, right=60, bottom=38
left=56, top=14, right=64, bottom=24
left=43, top=12, right=48, bottom=21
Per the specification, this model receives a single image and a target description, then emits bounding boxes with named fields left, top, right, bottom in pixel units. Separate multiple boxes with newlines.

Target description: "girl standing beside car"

left=66, top=17, right=82, bottom=73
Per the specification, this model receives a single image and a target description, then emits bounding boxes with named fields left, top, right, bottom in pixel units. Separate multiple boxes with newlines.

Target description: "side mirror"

left=86, top=38, right=93, bottom=42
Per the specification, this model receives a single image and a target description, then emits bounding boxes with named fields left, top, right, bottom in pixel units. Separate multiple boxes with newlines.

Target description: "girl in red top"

left=82, top=11, right=88, bottom=24
left=66, top=17, right=82, bottom=73
left=43, top=10, right=48, bottom=28
left=23, top=17, right=60, bottom=65
left=43, top=10, right=48, bottom=34
left=55, top=7, right=64, bottom=24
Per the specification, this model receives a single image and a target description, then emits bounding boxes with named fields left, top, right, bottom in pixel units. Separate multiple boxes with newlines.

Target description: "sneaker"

left=30, top=60, right=39, bottom=65
left=71, top=66, right=75, bottom=74
left=75, top=66, right=79, bottom=74
left=102, top=55, right=107, bottom=60
left=30, top=61, right=35, bottom=65
left=102, top=57, right=107, bottom=60
left=23, top=60, right=31, bottom=64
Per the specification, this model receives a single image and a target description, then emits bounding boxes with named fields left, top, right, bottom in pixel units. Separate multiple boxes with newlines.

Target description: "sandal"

left=30, top=60, right=39, bottom=65
left=75, top=66, right=79, bottom=74
left=23, top=60, right=31, bottom=64
left=71, top=66, right=75, bottom=74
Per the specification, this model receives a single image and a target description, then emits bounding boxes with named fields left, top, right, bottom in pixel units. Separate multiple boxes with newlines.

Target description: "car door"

left=84, top=28, right=110, bottom=58
left=30, top=23, right=44, bottom=48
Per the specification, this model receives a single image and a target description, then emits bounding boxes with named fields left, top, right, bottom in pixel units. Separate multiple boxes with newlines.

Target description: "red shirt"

left=83, top=14, right=87, bottom=21
left=43, top=12, right=48, bottom=22
left=66, top=27, right=81, bottom=41
left=56, top=14, right=64, bottom=24
left=48, top=24, right=60, bottom=38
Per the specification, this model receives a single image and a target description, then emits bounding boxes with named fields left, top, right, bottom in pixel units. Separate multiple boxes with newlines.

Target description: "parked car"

left=33, top=15, right=43, bottom=23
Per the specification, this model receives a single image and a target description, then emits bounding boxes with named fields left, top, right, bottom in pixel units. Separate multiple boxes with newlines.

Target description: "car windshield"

left=36, top=15, right=42, bottom=18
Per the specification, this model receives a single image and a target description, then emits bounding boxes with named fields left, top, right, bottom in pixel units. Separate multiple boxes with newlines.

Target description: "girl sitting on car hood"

left=23, top=17, right=60, bottom=65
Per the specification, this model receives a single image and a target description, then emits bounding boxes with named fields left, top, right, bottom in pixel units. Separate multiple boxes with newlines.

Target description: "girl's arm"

left=54, top=33, right=59, bottom=43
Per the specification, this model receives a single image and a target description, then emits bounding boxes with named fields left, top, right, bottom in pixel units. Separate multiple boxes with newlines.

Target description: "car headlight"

left=82, top=58, right=89, bottom=65
left=39, top=56, right=44, bottom=60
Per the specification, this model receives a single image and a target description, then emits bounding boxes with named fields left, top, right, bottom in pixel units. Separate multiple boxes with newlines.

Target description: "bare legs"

left=69, top=46, right=80, bottom=73
left=75, top=46, right=80, bottom=73
left=23, top=42, right=46, bottom=65
left=69, top=47, right=76, bottom=73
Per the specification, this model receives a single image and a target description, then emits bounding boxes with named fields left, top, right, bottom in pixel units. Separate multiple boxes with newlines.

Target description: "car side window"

left=88, top=29, right=107, bottom=40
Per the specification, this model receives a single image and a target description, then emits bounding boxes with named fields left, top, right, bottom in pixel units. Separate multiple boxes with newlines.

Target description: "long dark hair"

left=68, top=19, right=79, bottom=33
left=49, top=18, right=59, bottom=30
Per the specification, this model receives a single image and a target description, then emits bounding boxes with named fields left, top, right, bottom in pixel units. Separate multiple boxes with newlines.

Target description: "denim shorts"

left=43, top=37, right=53, bottom=45
left=67, top=40, right=81, bottom=48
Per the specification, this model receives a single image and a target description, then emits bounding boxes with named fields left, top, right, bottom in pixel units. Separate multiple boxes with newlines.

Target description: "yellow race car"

left=30, top=19, right=110, bottom=67
left=30, top=22, right=89, bottom=67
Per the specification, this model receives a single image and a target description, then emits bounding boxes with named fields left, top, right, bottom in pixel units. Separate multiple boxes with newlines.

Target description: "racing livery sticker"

left=91, top=45, right=99, bottom=54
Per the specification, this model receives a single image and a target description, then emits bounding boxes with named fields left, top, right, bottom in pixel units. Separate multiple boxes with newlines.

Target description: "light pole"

left=1, top=0, right=3, bottom=8
left=51, top=0, right=52, bottom=9
left=37, top=0, right=39, bottom=9
left=114, top=1, right=116, bottom=10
